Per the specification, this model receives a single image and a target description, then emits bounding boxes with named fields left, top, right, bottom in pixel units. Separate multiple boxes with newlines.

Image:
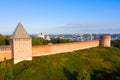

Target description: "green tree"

left=32, top=37, right=43, bottom=46
left=111, top=40, right=120, bottom=48
left=0, top=34, right=10, bottom=45
left=50, top=38, right=71, bottom=44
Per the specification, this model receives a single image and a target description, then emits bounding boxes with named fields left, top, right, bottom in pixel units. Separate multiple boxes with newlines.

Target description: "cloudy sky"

left=0, top=0, right=120, bottom=34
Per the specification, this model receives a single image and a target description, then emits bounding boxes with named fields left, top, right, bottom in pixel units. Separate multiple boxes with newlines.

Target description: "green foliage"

left=50, top=38, right=71, bottom=44
left=0, top=34, right=10, bottom=46
left=0, top=47, right=120, bottom=80
left=0, top=34, right=71, bottom=46
left=112, top=40, right=120, bottom=48
left=0, top=59, right=13, bottom=80
left=32, top=37, right=71, bottom=46
left=32, top=37, right=52, bottom=46
left=32, top=37, right=44, bottom=46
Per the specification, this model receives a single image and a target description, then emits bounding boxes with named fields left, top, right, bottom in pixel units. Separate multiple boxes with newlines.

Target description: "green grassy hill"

left=0, top=47, right=120, bottom=80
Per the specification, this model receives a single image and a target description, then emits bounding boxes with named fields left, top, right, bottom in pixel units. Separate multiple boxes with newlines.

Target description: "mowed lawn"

left=0, top=47, right=120, bottom=80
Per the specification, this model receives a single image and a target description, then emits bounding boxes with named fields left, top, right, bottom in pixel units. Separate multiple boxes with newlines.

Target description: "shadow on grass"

left=63, top=67, right=78, bottom=80
left=91, top=68, right=120, bottom=80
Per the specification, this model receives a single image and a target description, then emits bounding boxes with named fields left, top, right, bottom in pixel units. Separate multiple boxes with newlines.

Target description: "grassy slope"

left=0, top=47, right=120, bottom=80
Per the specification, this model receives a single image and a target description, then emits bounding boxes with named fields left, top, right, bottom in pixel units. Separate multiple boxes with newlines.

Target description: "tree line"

left=32, top=37, right=71, bottom=46
left=0, top=34, right=120, bottom=48
left=111, top=39, right=120, bottom=48
left=0, top=34, right=71, bottom=46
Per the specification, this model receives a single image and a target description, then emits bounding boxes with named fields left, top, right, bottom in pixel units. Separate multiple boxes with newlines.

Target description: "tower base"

left=14, top=57, right=32, bottom=64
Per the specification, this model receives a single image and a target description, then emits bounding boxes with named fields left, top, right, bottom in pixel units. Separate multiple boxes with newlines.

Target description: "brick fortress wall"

left=0, top=40, right=99, bottom=61
left=0, top=35, right=111, bottom=62
left=0, top=46, right=12, bottom=61
left=32, top=40, right=99, bottom=56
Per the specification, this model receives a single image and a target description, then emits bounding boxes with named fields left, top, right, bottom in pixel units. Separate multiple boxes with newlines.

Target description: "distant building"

left=45, top=35, right=51, bottom=40
left=37, top=33, right=45, bottom=39
left=90, top=34, right=94, bottom=40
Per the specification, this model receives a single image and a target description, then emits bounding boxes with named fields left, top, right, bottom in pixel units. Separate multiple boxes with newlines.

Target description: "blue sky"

left=0, top=0, right=120, bottom=34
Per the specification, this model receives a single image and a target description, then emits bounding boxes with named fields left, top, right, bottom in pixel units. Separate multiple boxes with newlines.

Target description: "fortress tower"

left=100, top=35, right=111, bottom=47
left=10, top=22, right=32, bottom=64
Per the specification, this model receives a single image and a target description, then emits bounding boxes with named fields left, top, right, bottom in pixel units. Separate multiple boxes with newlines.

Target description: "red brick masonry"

left=0, top=40, right=99, bottom=61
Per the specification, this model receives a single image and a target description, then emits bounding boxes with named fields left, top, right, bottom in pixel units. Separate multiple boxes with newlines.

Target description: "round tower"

left=100, top=35, right=111, bottom=47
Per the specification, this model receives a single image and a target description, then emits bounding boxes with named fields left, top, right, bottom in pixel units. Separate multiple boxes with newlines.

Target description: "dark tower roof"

left=11, top=22, right=30, bottom=39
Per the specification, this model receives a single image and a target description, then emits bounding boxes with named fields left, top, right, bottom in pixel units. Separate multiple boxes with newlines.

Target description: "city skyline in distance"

left=0, top=0, right=120, bottom=34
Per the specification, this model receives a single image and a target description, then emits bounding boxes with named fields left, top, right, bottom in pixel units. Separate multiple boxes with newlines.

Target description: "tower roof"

left=11, top=22, right=30, bottom=39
